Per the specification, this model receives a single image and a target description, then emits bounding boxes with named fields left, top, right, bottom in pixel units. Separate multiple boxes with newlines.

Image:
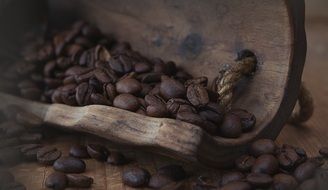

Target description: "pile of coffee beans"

left=1, top=21, right=258, bottom=138
left=189, top=139, right=328, bottom=190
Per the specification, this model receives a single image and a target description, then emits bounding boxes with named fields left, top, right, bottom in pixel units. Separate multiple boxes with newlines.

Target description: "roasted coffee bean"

left=220, top=181, right=251, bottom=190
left=145, top=95, right=168, bottom=117
left=160, top=76, right=186, bottom=100
left=246, top=173, right=272, bottom=188
left=319, top=147, right=328, bottom=157
left=37, top=146, right=62, bottom=165
left=185, top=76, right=208, bottom=87
left=252, top=154, right=279, bottom=175
left=166, top=98, right=190, bottom=115
left=273, top=173, right=298, bottom=190
left=122, top=167, right=150, bottom=187
left=137, top=72, right=162, bottom=83
left=75, top=70, right=95, bottom=83
left=86, top=144, right=109, bottom=161
left=107, top=151, right=126, bottom=165
left=134, top=62, right=152, bottom=73
left=250, top=139, right=276, bottom=157
left=218, top=114, right=242, bottom=138
left=113, top=94, right=140, bottom=111
left=187, top=84, right=209, bottom=107
left=108, top=55, right=133, bottom=74
left=53, top=156, right=86, bottom=173
left=65, top=66, right=93, bottom=76
left=293, top=161, right=318, bottom=182
left=277, top=144, right=304, bottom=170
left=1, top=181, right=26, bottom=190
left=199, top=109, right=223, bottom=125
left=157, top=164, right=186, bottom=181
left=230, top=109, right=256, bottom=132
left=176, top=111, right=205, bottom=127
left=148, top=173, right=174, bottom=189
left=69, top=145, right=90, bottom=158
left=75, top=82, right=93, bottom=106
left=20, top=144, right=42, bottom=161
left=201, top=120, right=219, bottom=134
left=19, top=133, right=43, bottom=143
left=103, top=83, right=117, bottom=101
left=90, top=93, right=112, bottom=105
left=45, top=172, right=68, bottom=190
left=235, top=154, right=256, bottom=172
left=178, top=104, right=197, bottom=114
left=309, top=156, right=325, bottom=167
left=220, top=172, right=245, bottom=186
left=67, top=174, right=93, bottom=188
left=116, top=78, right=142, bottom=94
left=93, top=69, right=114, bottom=83
left=139, top=83, right=152, bottom=97
left=94, top=45, right=111, bottom=62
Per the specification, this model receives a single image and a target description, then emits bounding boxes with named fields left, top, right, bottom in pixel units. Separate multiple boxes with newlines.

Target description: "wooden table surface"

left=9, top=18, right=328, bottom=190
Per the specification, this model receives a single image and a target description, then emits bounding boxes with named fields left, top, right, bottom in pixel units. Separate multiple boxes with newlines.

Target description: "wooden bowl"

left=0, top=0, right=306, bottom=167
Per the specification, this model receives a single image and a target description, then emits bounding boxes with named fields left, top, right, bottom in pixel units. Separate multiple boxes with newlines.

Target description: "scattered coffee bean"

left=69, top=144, right=90, bottom=158
left=86, top=144, right=109, bottom=161
left=294, top=161, right=318, bottom=182
left=53, top=156, right=86, bottom=173
left=45, top=172, right=68, bottom=190
left=250, top=139, right=276, bottom=157
left=235, top=154, right=255, bottom=172
left=298, top=178, right=317, bottom=190
left=37, top=146, right=62, bottom=165
left=160, top=76, right=186, bottom=100
left=220, top=171, right=245, bottom=186
left=116, top=78, right=142, bottom=95
left=273, top=173, right=298, bottom=190
left=122, top=167, right=150, bottom=187
left=113, top=94, right=140, bottom=111
left=218, top=114, right=242, bottom=138
left=230, top=109, right=256, bottom=132
left=186, top=84, right=209, bottom=107
left=67, top=174, right=93, bottom=188
left=252, top=154, right=279, bottom=175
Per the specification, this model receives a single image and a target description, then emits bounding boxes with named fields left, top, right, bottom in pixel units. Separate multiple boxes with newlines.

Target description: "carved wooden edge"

left=260, top=0, right=307, bottom=139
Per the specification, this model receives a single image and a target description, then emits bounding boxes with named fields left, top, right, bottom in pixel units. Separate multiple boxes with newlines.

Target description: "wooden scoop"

left=0, top=0, right=306, bottom=167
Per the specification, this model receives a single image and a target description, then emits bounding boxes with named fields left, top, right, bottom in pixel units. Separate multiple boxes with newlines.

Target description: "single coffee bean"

left=273, top=173, right=298, bottom=190
left=246, top=173, right=273, bottom=188
left=199, top=109, right=223, bottom=125
left=45, top=172, right=68, bottom=190
left=250, top=139, right=276, bottom=157
left=122, top=167, right=150, bottom=187
left=67, top=174, right=93, bottom=188
left=75, top=82, right=93, bottom=106
left=86, top=144, right=109, bottom=161
left=37, top=146, right=62, bottom=165
left=69, top=145, right=90, bottom=158
left=293, top=161, right=318, bottom=182
left=218, top=114, right=242, bottom=138
left=276, top=145, right=303, bottom=170
left=107, top=151, right=126, bottom=165
left=186, top=84, right=209, bottom=107
left=220, top=181, right=252, bottom=190
left=134, top=62, right=152, bottom=73
left=116, top=78, right=142, bottom=95
left=90, top=93, right=112, bottom=105
left=177, top=104, right=197, bottom=114
left=166, top=98, right=190, bottom=116
left=235, top=154, right=256, bottom=172
left=53, top=156, right=86, bottom=173
left=319, top=147, right=328, bottom=157
left=94, top=69, right=114, bottom=83
left=230, top=109, right=256, bottom=132
left=252, top=154, right=279, bottom=175
left=157, top=164, right=186, bottom=181
left=220, top=172, right=245, bottom=186
left=185, top=76, right=208, bottom=87
left=113, top=94, right=140, bottom=111
left=103, top=83, right=117, bottom=101
left=160, top=76, right=186, bottom=100
left=148, top=173, right=174, bottom=189
left=108, top=55, right=133, bottom=74
left=176, top=111, right=205, bottom=127
left=20, top=144, right=42, bottom=161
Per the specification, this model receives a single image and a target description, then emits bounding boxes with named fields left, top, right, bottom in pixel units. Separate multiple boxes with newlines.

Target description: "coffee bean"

left=220, top=181, right=251, bottom=190
left=176, top=111, right=205, bottom=127
left=108, top=55, right=133, bottom=74
left=86, top=144, right=109, bottom=161
left=294, top=161, right=318, bottom=182
left=298, top=179, right=317, bottom=190
left=122, top=167, right=150, bottom=187
left=67, top=174, right=93, bottom=188
left=53, top=156, right=86, bottom=173
left=94, top=45, right=111, bottom=62
left=199, top=109, right=223, bottom=125
left=148, top=173, right=174, bottom=189
left=145, top=95, right=168, bottom=117
left=103, top=83, right=117, bottom=101
left=94, top=69, right=114, bottom=83
left=160, top=76, right=186, bottom=100
left=220, top=172, right=245, bottom=186
left=134, top=62, right=152, bottom=73
left=37, top=146, right=62, bottom=165
left=45, top=172, right=68, bottom=190
left=157, top=164, right=186, bottom=181
left=273, top=173, right=298, bottom=190
left=277, top=144, right=304, bottom=170
left=246, top=173, right=272, bottom=188
left=252, top=154, right=279, bottom=175
left=250, top=139, right=276, bottom=157
left=116, top=78, right=142, bottom=94
left=75, top=82, right=93, bottom=106
left=166, top=98, right=190, bottom=116
left=107, top=151, right=126, bottom=165
left=69, top=145, right=90, bottom=158
left=218, top=114, right=242, bottom=138
left=20, top=144, right=42, bottom=161
left=235, top=154, right=255, bottom=172
left=186, top=84, right=209, bottom=107
left=230, top=109, right=256, bottom=132
left=137, top=72, right=162, bottom=83
left=185, top=76, right=208, bottom=87
left=90, top=93, right=112, bottom=105
left=178, top=104, right=197, bottom=114
left=113, top=94, right=140, bottom=111
left=319, top=147, right=328, bottom=157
